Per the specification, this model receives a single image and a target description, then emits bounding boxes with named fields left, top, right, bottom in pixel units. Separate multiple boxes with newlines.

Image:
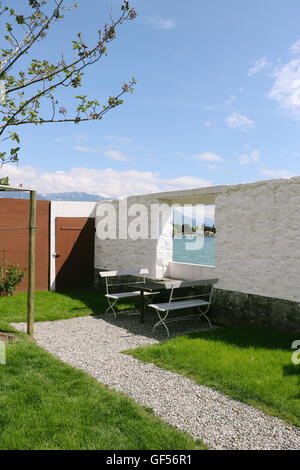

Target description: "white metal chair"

left=149, top=281, right=216, bottom=337
left=99, top=268, right=159, bottom=319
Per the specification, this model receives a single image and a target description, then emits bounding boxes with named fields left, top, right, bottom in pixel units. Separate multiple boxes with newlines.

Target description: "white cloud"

left=74, top=145, right=100, bottom=153
left=260, top=168, right=295, bottom=179
left=224, top=94, right=237, bottom=106
left=194, top=152, right=224, bottom=162
left=1, top=165, right=211, bottom=199
left=239, top=154, right=250, bottom=165
left=268, top=58, right=300, bottom=118
left=105, top=135, right=132, bottom=145
left=239, top=149, right=260, bottom=165
left=102, top=149, right=130, bottom=161
left=172, top=151, right=185, bottom=157
left=248, top=57, right=271, bottom=77
left=160, top=176, right=211, bottom=192
left=204, top=164, right=217, bottom=171
left=290, top=38, right=300, bottom=55
left=145, top=16, right=176, bottom=31
left=225, top=113, right=255, bottom=132
left=74, top=146, right=130, bottom=161
left=74, top=133, right=88, bottom=141
left=54, top=137, right=65, bottom=143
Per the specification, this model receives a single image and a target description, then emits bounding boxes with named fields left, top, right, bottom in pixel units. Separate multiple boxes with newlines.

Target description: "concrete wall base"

left=211, top=288, right=300, bottom=335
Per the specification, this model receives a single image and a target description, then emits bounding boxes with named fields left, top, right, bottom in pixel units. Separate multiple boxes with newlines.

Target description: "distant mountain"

left=0, top=191, right=110, bottom=202
left=173, top=209, right=214, bottom=227
left=38, top=191, right=110, bottom=202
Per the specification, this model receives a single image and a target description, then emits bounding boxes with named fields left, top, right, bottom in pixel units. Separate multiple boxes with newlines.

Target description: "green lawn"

left=0, top=289, right=133, bottom=326
left=0, top=331, right=203, bottom=450
left=0, top=290, right=201, bottom=450
left=126, top=326, right=300, bottom=427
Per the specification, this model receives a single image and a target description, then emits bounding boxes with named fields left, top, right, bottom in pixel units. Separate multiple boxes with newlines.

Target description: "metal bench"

left=148, top=279, right=218, bottom=336
left=99, top=269, right=159, bottom=319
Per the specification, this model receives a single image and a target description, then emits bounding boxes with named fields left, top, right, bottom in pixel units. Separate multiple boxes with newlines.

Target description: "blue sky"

left=2, top=0, right=300, bottom=198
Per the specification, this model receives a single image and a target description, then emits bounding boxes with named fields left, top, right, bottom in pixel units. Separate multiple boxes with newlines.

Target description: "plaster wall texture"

left=94, top=195, right=173, bottom=278
left=214, top=177, right=300, bottom=302
left=94, top=176, right=300, bottom=303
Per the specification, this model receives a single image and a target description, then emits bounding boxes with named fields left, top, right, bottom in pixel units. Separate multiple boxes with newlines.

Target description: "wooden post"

left=27, top=190, right=37, bottom=336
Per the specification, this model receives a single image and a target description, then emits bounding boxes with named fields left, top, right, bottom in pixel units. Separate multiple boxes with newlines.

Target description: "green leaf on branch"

left=0, top=0, right=137, bottom=168
left=0, top=177, right=9, bottom=186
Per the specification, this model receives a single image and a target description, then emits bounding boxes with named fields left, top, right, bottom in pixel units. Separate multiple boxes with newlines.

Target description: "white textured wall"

left=168, top=262, right=215, bottom=280
left=215, top=177, right=300, bottom=302
left=94, top=195, right=173, bottom=278
left=94, top=176, right=300, bottom=303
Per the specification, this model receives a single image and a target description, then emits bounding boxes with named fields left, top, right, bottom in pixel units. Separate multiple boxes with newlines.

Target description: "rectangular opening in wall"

left=172, top=204, right=215, bottom=266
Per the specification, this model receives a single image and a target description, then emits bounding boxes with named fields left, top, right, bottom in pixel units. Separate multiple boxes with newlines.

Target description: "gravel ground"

left=13, top=312, right=300, bottom=450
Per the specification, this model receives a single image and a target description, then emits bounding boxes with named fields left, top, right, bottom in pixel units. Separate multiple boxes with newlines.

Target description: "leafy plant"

left=0, top=253, right=26, bottom=296
left=0, top=0, right=137, bottom=174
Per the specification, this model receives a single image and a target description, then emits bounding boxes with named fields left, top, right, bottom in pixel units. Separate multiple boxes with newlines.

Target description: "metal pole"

left=27, top=190, right=36, bottom=336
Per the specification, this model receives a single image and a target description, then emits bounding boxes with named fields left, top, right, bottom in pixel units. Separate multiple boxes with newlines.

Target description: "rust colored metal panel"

left=55, top=217, right=95, bottom=290
left=0, top=198, right=50, bottom=292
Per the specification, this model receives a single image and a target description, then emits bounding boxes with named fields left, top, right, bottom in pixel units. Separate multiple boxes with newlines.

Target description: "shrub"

left=0, top=254, right=26, bottom=296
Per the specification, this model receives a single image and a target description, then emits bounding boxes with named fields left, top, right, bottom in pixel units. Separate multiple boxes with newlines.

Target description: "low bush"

left=0, top=254, right=26, bottom=296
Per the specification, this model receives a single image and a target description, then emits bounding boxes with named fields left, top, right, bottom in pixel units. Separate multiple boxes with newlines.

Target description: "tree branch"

left=0, top=0, right=64, bottom=78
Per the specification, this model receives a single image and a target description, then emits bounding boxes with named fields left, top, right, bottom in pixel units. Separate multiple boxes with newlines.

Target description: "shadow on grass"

left=56, top=288, right=174, bottom=341
left=58, top=290, right=298, bottom=350
left=55, top=287, right=136, bottom=316
left=55, top=288, right=109, bottom=314
left=91, top=310, right=215, bottom=343
left=184, top=325, right=297, bottom=352
left=70, top=307, right=93, bottom=311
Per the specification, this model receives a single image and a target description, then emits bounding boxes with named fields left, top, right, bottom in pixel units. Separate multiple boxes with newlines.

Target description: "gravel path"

left=13, top=313, right=300, bottom=450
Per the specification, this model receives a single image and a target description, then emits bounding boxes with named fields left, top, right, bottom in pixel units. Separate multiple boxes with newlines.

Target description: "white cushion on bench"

left=148, top=299, right=209, bottom=312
